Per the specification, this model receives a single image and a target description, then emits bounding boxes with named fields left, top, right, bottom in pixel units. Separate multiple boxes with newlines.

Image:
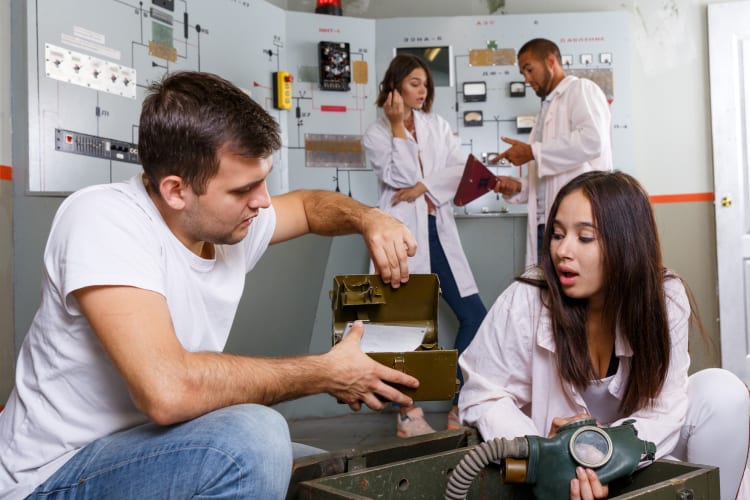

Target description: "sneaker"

left=396, top=406, right=436, bottom=438
left=447, top=406, right=461, bottom=430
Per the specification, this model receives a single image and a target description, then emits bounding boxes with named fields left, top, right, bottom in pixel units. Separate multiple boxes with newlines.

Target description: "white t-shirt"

left=0, top=174, right=276, bottom=499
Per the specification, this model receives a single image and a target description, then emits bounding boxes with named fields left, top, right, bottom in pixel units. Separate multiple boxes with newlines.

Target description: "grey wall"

left=1, top=0, right=14, bottom=404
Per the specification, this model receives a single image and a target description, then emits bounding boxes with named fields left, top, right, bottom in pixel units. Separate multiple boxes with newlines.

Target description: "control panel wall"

left=26, top=0, right=287, bottom=194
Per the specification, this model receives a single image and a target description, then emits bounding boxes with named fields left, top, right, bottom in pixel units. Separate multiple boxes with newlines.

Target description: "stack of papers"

left=343, top=323, right=427, bottom=352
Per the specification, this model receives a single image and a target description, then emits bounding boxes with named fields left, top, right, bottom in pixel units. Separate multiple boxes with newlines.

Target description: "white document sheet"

left=343, top=322, right=427, bottom=352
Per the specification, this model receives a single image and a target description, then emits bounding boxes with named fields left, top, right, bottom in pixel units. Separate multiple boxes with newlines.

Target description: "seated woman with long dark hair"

left=459, top=170, right=749, bottom=500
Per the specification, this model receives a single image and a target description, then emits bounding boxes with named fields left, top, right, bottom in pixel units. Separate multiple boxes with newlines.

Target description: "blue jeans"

left=27, top=404, right=298, bottom=499
left=428, top=215, right=487, bottom=404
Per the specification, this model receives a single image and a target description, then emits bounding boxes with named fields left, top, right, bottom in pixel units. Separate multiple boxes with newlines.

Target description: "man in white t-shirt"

left=0, top=71, right=421, bottom=499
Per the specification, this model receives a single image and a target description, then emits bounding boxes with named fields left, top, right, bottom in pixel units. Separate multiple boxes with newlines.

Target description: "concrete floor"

left=287, top=408, right=452, bottom=452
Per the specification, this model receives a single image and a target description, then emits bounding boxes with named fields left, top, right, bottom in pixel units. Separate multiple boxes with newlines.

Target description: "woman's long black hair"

left=521, top=171, right=699, bottom=415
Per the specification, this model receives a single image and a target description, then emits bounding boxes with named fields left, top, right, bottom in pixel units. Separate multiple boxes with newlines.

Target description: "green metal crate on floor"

left=289, top=428, right=479, bottom=500
left=296, top=447, right=719, bottom=499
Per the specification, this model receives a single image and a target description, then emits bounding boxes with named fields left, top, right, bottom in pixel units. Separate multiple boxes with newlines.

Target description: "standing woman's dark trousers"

left=427, top=215, right=487, bottom=404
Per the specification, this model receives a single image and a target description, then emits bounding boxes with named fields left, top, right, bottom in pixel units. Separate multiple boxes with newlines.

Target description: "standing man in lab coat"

left=492, top=38, right=613, bottom=266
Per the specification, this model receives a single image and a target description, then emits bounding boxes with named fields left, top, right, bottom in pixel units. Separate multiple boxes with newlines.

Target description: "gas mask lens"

left=569, top=426, right=613, bottom=468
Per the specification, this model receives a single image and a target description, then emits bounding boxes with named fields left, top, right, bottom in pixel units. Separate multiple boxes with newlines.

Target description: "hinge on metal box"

left=393, top=354, right=405, bottom=372
left=340, top=278, right=386, bottom=307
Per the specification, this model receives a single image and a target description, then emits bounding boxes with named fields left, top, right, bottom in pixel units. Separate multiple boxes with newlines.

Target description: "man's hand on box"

left=325, top=321, right=419, bottom=411
left=361, top=209, right=417, bottom=289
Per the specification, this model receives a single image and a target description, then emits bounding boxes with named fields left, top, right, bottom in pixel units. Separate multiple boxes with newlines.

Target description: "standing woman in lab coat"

left=363, top=54, right=487, bottom=437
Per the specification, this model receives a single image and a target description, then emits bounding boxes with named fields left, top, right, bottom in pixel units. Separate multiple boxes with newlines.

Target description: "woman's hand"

left=570, top=467, right=609, bottom=500
left=391, top=183, right=428, bottom=206
left=548, top=413, right=592, bottom=437
left=384, top=90, right=405, bottom=126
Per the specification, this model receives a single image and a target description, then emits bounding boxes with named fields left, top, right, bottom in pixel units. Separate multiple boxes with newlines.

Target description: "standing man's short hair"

left=518, top=38, right=563, bottom=66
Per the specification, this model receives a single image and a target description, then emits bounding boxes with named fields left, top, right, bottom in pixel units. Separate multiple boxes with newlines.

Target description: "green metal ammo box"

left=330, top=274, right=458, bottom=402
left=297, top=449, right=720, bottom=499
left=289, top=428, right=479, bottom=500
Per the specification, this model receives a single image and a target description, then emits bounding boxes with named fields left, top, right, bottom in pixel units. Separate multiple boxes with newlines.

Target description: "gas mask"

left=445, top=417, right=656, bottom=500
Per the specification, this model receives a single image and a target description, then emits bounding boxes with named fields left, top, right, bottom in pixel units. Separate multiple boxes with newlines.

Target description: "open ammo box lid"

left=330, top=274, right=458, bottom=401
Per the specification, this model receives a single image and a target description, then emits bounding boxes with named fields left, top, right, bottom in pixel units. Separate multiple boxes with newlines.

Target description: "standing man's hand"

left=492, top=137, right=534, bottom=166
left=492, top=176, right=522, bottom=197
left=360, top=208, right=417, bottom=288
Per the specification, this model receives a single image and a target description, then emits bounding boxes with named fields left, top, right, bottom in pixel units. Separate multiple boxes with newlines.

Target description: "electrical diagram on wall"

left=26, top=2, right=631, bottom=213
left=282, top=12, right=377, bottom=199
left=27, top=0, right=289, bottom=194
left=288, top=41, right=371, bottom=195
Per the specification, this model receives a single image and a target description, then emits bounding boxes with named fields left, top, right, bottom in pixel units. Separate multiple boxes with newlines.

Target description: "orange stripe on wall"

left=649, top=192, right=714, bottom=204
left=0, top=164, right=719, bottom=204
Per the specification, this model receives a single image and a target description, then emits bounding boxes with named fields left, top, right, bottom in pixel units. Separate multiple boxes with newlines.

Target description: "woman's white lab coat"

left=458, top=273, right=691, bottom=458
left=504, top=75, right=613, bottom=266
left=362, top=110, right=478, bottom=297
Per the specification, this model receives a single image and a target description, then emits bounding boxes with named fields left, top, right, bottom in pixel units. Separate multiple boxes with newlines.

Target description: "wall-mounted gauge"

left=463, top=110, right=483, bottom=127
left=509, top=81, right=526, bottom=97
left=516, top=114, right=536, bottom=133
left=462, top=81, right=487, bottom=102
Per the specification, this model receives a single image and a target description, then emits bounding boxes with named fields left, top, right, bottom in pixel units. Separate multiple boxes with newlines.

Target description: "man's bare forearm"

left=300, top=189, right=378, bottom=236
left=145, top=351, right=333, bottom=424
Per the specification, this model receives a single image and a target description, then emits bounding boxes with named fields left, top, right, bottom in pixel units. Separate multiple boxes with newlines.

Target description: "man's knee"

left=208, top=404, right=292, bottom=456
left=194, top=404, right=293, bottom=496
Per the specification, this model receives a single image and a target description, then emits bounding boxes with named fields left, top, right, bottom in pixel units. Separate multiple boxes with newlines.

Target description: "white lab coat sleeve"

left=362, top=119, right=421, bottom=189
left=609, top=277, right=691, bottom=458
left=532, top=79, right=611, bottom=176
left=421, top=116, right=465, bottom=205
left=459, top=282, right=541, bottom=440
